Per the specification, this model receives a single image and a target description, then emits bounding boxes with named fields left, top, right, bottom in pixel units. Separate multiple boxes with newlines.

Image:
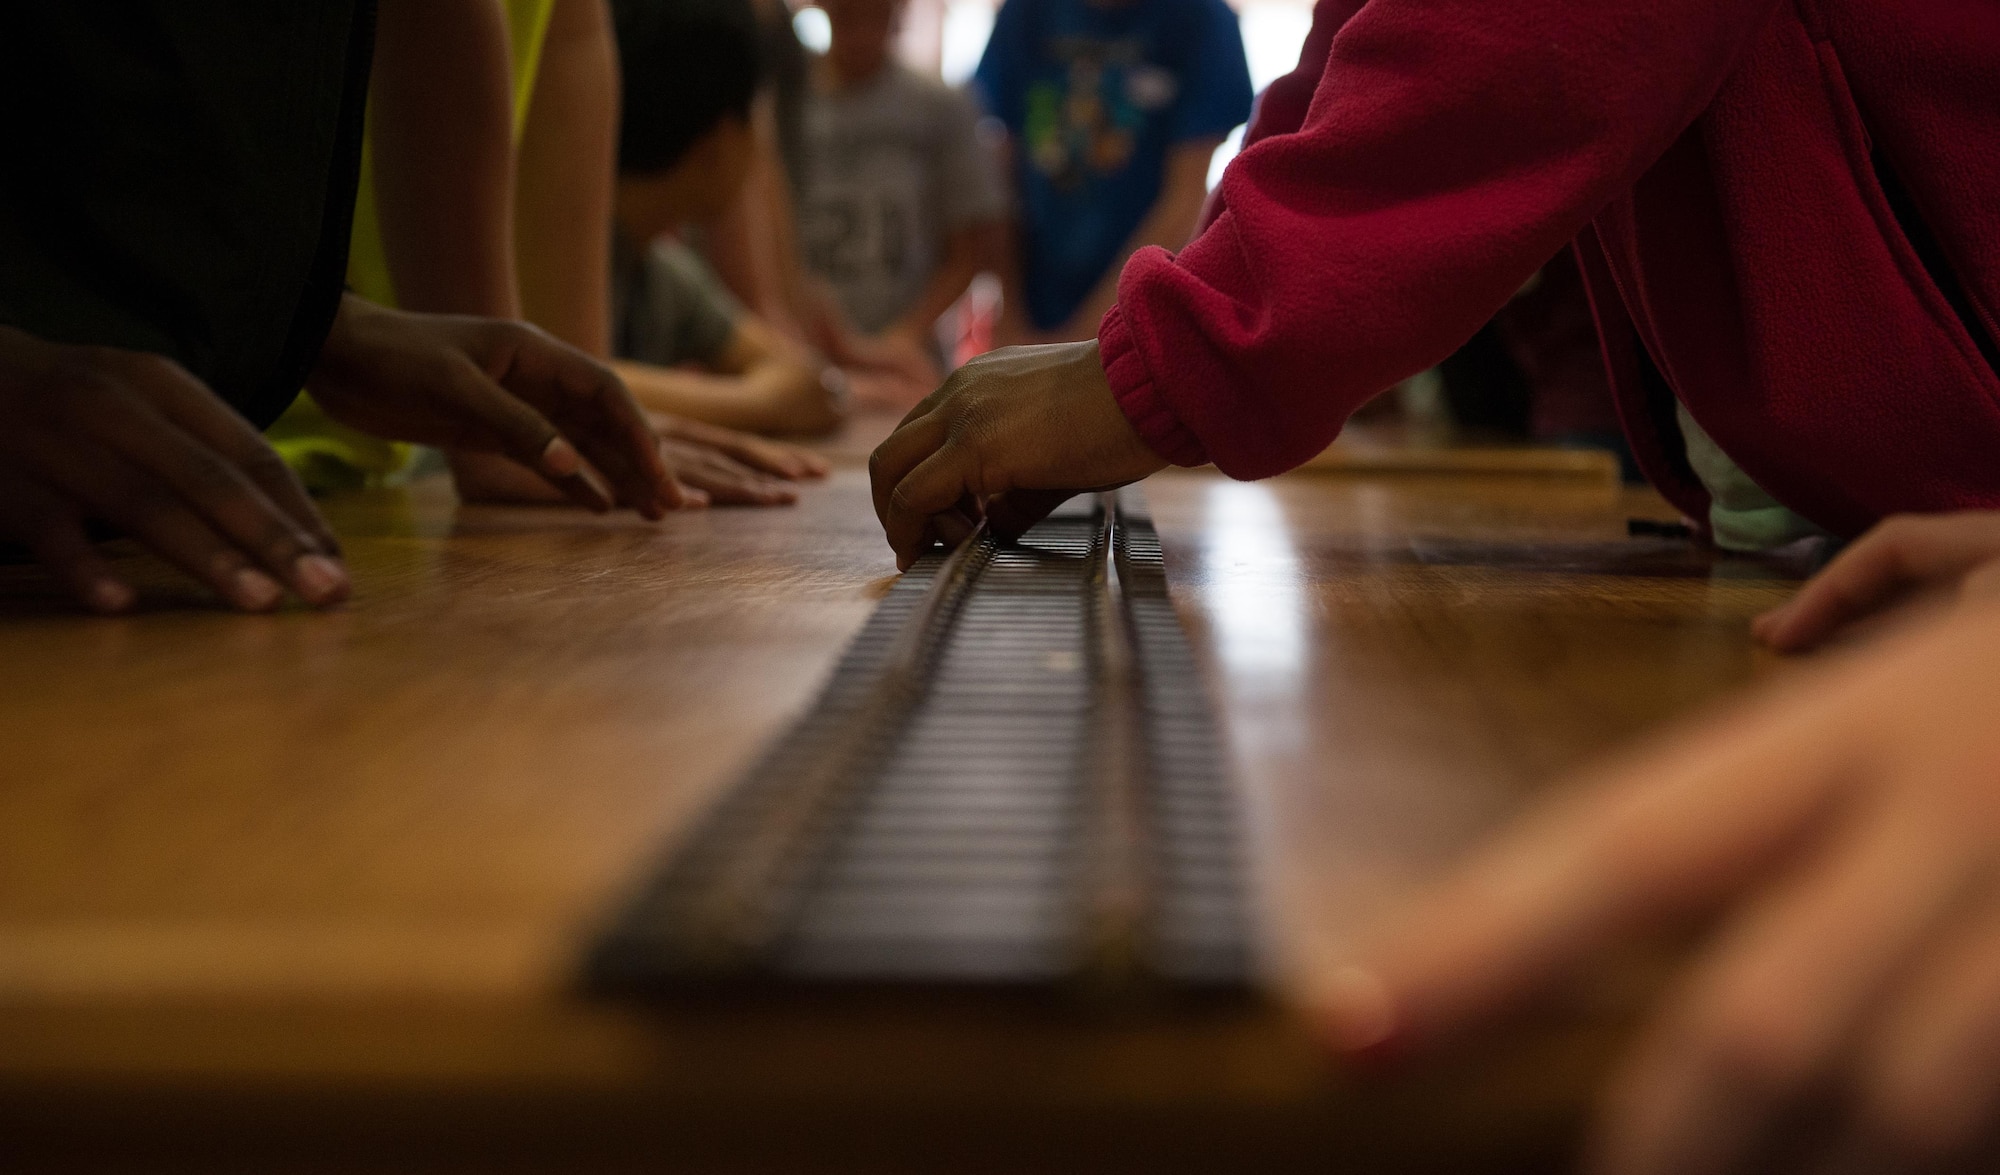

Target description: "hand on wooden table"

left=1318, top=600, right=2000, bottom=1175
left=0, top=324, right=347, bottom=613
left=867, top=340, right=1167, bottom=569
left=452, top=413, right=824, bottom=508
left=309, top=294, right=679, bottom=516
left=1755, top=511, right=2000, bottom=653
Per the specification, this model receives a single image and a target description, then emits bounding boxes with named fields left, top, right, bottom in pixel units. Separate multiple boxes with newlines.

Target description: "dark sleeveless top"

left=0, top=2, right=376, bottom=428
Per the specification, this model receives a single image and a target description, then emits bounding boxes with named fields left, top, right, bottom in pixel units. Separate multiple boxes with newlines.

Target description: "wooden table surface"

left=0, top=417, right=1806, bottom=1173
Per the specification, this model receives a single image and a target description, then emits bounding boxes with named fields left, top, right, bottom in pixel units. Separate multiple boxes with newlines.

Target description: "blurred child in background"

left=276, top=0, right=826, bottom=509
left=793, top=0, right=1009, bottom=394
left=973, top=0, right=1251, bottom=344
left=600, top=0, right=854, bottom=440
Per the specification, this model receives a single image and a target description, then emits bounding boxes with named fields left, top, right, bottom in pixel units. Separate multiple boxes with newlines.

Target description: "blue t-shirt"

left=974, top=0, right=1252, bottom=331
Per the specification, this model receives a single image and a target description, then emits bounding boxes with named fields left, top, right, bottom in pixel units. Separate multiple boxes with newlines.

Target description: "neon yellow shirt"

left=268, top=0, right=558, bottom=492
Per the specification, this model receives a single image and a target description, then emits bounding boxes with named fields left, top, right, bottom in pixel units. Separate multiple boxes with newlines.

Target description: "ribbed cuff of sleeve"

left=1097, top=304, right=1210, bottom=468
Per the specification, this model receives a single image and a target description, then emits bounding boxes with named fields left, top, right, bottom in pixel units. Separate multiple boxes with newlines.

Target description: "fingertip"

left=85, top=578, right=136, bottom=615
left=293, top=554, right=351, bottom=607
left=1310, top=966, right=1406, bottom=1065
left=649, top=477, right=685, bottom=516
left=229, top=567, right=284, bottom=612
left=540, top=436, right=583, bottom=478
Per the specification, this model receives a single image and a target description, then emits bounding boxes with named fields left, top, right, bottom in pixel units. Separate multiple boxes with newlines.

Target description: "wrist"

left=1096, top=305, right=1205, bottom=468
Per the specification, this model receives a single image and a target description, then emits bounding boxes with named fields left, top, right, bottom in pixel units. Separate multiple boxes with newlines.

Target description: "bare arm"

left=513, top=0, right=617, bottom=356
left=888, top=219, right=1008, bottom=347
left=1054, top=138, right=1219, bottom=341
left=611, top=317, right=841, bottom=436
left=701, top=96, right=814, bottom=340
left=368, top=0, right=520, bottom=317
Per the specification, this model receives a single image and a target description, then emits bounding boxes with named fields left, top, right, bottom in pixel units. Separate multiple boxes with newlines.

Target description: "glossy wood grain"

left=0, top=415, right=1806, bottom=1172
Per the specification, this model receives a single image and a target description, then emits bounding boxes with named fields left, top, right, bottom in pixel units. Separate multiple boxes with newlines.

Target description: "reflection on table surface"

left=0, top=417, right=1805, bottom=1172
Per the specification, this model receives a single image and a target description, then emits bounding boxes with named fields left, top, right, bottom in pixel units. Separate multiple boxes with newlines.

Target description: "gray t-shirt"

left=796, top=63, right=1008, bottom=334
left=612, top=234, right=744, bottom=367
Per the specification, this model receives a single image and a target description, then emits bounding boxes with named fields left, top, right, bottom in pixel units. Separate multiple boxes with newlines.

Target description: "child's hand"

left=868, top=341, right=1167, bottom=570
left=1315, top=601, right=2000, bottom=1175
left=0, top=325, right=348, bottom=612
left=651, top=414, right=829, bottom=482
left=308, top=295, right=680, bottom=517
left=452, top=415, right=822, bottom=509
left=655, top=436, right=797, bottom=507
left=1754, top=511, right=2000, bottom=652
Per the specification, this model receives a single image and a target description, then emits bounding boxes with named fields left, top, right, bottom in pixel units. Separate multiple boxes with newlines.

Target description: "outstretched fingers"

left=656, top=415, right=829, bottom=481
left=137, top=353, right=345, bottom=558
left=1591, top=791, right=1979, bottom=1175
left=1755, top=514, right=2000, bottom=652
left=430, top=351, right=616, bottom=513
left=0, top=473, right=133, bottom=613
left=497, top=328, right=676, bottom=518
left=1315, top=691, right=1854, bottom=1060
left=86, top=388, right=348, bottom=606
left=1859, top=900, right=2000, bottom=1164
left=31, top=432, right=295, bottom=612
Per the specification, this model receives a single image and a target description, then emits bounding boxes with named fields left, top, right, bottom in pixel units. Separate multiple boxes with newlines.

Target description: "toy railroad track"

left=587, top=491, right=1254, bottom=997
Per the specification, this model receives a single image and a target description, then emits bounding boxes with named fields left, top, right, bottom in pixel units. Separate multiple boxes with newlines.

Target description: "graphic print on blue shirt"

left=974, top=0, right=1251, bottom=331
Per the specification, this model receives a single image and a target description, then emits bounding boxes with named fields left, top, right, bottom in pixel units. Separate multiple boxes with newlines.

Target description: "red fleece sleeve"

left=1102, top=0, right=1782, bottom=476
left=1196, top=0, right=1360, bottom=237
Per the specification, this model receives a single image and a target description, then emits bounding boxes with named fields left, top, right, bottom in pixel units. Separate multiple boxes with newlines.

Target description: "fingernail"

left=231, top=567, right=284, bottom=611
left=293, top=554, right=350, bottom=605
left=1316, top=966, right=1402, bottom=1061
left=540, top=437, right=582, bottom=477
left=87, top=579, right=135, bottom=614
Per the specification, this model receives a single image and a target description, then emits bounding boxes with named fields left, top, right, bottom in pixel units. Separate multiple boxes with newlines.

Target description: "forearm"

left=514, top=0, right=617, bottom=356
left=1104, top=0, right=1784, bottom=477
left=701, top=103, right=812, bottom=340
left=889, top=222, right=1004, bottom=343
left=368, top=0, right=519, bottom=317
left=612, top=356, right=825, bottom=435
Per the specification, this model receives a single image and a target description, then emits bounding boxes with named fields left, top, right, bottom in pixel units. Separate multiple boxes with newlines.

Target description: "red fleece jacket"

left=1098, top=0, right=2000, bottom=538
